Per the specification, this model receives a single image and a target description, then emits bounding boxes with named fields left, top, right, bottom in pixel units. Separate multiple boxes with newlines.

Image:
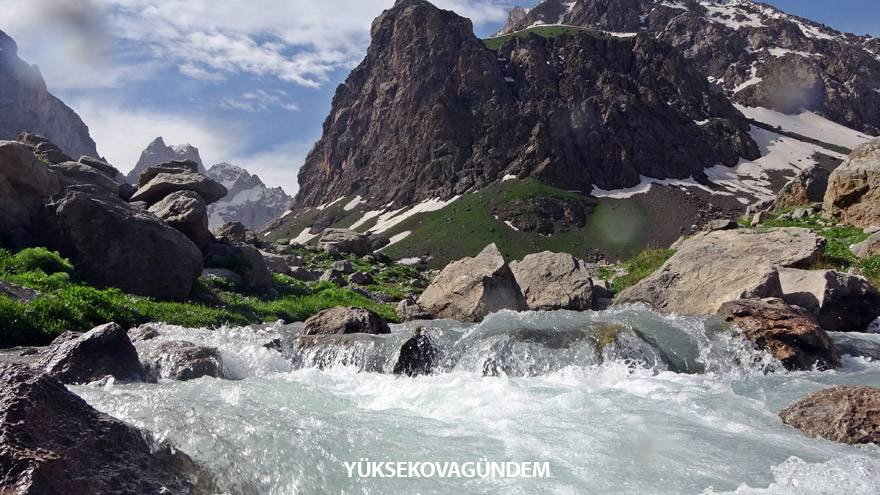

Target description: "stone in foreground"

left=851, top=231, right=880, bottom=259
left=301, top=307, right=391, bottom=336
left=780, top=386, right=880, bottom=445
left=510, top=251, right=606, bottom=311
left=717, top=298, right=839, bottom=371
left=418, top=244, right=527, bottom=322
left=0, top=363, right=213, bottom=493
left=616, top=228, right=825, bottom=316
left=36, top=323, right=146, bottom=384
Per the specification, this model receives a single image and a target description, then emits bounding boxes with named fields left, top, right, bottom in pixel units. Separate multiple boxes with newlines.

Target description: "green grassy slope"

left=483, top=25, right=604, bottom=51
left=380, top=179, right=651, bottom=267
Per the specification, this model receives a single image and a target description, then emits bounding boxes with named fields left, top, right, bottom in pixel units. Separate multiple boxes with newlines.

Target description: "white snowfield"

left=349, top=196, right=461, bottom=235
left=593, top=104, right=865, bottom=202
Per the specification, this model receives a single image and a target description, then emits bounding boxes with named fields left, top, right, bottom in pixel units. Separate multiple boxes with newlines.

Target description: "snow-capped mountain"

left=206, top=162, right=292, bottom=230
left=498, top=0, right=880, bottom=135
left=126, top=136, right=206, bottom=183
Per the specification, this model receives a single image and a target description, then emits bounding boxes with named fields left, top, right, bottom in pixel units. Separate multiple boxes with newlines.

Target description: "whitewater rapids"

left=72, top=306, right=880, bottom=494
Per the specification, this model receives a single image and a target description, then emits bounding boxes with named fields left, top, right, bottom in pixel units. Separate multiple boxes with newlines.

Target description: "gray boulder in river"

left=778, top=268, right=880, bottom=332
left=510, top=251, right=609, bottom=311
left=418, top=244, right=527, bottom=322
left=35, top=323, right=147, bottom=384
left=616, top=228, right=825, bottom=316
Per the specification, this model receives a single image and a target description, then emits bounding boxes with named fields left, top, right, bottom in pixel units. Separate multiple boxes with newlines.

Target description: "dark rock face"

left=0, top=30, right=99, bottom=159
left=18, top=132, right=72, bottom=164
left=0, top=363, right=213, bottom=493
left=301, top=307, right=391, bottom=336
left=139, top=340, right=225, bottom=381
left=78, top=155, right=121, bottom=179
left=393, top=328, right=439, bottom=376
left=717, top=298, right=839, bottom=371
left=126, top=137, right=205, bottom=184
left=148, top=190, right=213, bottom=248
left=34, top=323, right=146, bottom=384
left=48, top=185, right=204, bottom=300
left=779, top=269, right=880, bottom=332
left=0, top=141, right=60, bottom=248
left=502, top=0, right=880, bottom=135
left=293, top=0, right=757, bottom=211
left=494, top=195, right=596, bottom=235
left=780, top=386, right=880, bottom=445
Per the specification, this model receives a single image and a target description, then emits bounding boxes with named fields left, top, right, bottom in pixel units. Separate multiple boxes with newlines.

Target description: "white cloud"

left=231, top=139, right=318, bottom=194
left=69, top=97, right=242, bottom=173
left=221, top=89, right=300, bottom=113
left=5, top=0, right=514, bottom=89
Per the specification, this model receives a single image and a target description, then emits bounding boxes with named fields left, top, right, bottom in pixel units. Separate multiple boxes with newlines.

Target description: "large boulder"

left=17, top=132, right=72, bottom=164
left=318, top=228, right=373, bottom=256
left=780, top=386, right=880, bottom=445
left=148, top=190, right=212, bottom=248
left=851, top=231, right=880, bottom=259
left=0, top=363, right=213, bottom=493
left=418, top=244, right=528, bottom=322
left=34, top=323, right=146, bottom=384
left=130, top=171, right=227, bottom=206
left=78, top=155, right=121, bottom=179
left=138, top=340, right=225, bottom=381
left=717, top=298, right=839, bottom=371
left=778, top=269, right=880, bottom=332
left=136, top=159, right=200, bottom=187
left=301, top=307, right=391, bottom=336
left=617, top=228, right=825, bottom=315
left=214, top=221, right=258, bottom=245
left=0, top=141, right=61, bottom=247
left=772, top=165, right=830, bottom=211
left=510, top=251, right=606, bottom=311
left=203, top=242, right=274, bottom=291
left=823, top=138, right=880, bottom=228
left=49, top=160, right=119, bottom=194
left=49, top=185, right=204, bottom=300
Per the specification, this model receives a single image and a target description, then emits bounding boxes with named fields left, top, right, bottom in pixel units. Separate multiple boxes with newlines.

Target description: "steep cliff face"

left=500, top=0, right=880, bottom=135
left=206, top=163, right=291, bottom=230
left=126, top=137, right=205, bottom=183
left=293, top=0, right=757, bottom=211
left=0, top=29, right=98, bottom=159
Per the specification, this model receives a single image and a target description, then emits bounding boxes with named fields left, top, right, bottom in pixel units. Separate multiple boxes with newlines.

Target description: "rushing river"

left=72, top=306, right=880, bottom=494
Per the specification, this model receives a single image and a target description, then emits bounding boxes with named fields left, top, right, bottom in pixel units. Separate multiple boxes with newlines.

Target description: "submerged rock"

left=418, top=244, right=527, bottom=322
left=301, top=307, right=391, bottom=336
left=780, top=386, right=880, bottom=445
left=616, top=228, right=825, bottom=316
left=717, top=298, right=839, bottom=371
left=0, top=363, right=214, bottom=493
left=139, top=340, right=225, bottom=381
left=393, top=328, right=439, bottom=376
left=35, top=323, right=146, bottom=384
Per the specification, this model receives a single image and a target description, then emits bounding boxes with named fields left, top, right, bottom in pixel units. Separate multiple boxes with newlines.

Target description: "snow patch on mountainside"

left=736, top=104, right=873, bottom=149
left=349, top=196, right=461, bottom=234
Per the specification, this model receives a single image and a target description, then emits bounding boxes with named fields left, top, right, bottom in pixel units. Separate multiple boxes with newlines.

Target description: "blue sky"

left=0, top=0, right=876, bottom=193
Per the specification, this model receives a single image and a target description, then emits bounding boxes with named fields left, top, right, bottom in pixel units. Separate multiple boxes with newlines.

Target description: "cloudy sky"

left=0, top=0, right=876, bottom=194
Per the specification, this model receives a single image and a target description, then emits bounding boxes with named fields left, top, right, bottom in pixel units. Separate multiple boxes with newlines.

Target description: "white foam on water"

left=71, top=308, right=880, bottom=494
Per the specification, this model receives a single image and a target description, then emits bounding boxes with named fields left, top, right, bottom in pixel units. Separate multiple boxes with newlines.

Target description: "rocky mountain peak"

left=292, top=0, right=757, bottom=212
left=127, top=137, right=205, bottom=183
left=500, top=0, right=880, bottom=135
left=206, top=162, right=292, bottom=230
left=0, top=29, right=99, bottom=160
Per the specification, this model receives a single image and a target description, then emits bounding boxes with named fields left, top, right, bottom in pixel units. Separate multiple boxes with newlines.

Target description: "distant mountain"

left=0, top=29, right=98, bottom=158
left=206, top=163, right=291, bottom=230
left=499, top=0, right=880, bottom=135
left=126, top=137, right=205, bottom=183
